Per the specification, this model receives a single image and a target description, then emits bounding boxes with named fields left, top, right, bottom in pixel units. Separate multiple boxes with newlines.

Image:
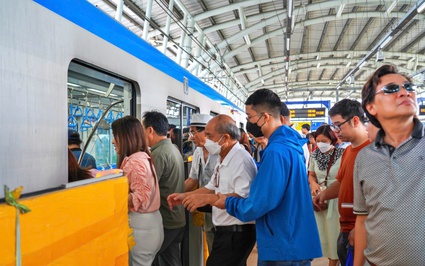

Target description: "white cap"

left=189, top=114, right=213, bottom=127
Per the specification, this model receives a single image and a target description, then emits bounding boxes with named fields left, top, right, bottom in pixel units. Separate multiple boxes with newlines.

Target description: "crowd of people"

left=67, top=64, right=424, bottom=266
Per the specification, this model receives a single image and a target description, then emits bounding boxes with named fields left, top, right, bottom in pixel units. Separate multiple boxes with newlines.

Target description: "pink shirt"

left=121, top=151, right=160, bottom=213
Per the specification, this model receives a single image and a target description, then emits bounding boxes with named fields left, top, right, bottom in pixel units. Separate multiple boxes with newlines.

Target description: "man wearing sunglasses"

left=313, top=99, right=369, bottom=266
left=353, top=65, right=425, bottom=266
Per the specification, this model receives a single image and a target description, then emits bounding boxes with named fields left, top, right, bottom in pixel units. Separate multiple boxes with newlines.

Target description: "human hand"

left=212, top=193, right=227, bottom=209
left=182, top=194, right=216, bottom=212
left=349, top=228, right=355, bottom=246
left=310, top=182, right=321, bottom=196
left=167, top=193, right=186, bottom=210
left=312, top=190, right=327, bottom=211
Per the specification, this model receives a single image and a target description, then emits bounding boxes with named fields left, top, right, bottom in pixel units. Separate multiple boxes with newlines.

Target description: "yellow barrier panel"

left=0, top=177, right=129, bottom=266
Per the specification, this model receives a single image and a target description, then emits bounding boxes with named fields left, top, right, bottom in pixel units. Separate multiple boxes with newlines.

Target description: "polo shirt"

left=204, top=143, right=257, bottom=226
left=353, top=118, right=425, bottom=265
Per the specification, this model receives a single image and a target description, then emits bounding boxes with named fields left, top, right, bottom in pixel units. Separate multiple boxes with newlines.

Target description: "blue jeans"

left=258, top=260, right=311, bottom=266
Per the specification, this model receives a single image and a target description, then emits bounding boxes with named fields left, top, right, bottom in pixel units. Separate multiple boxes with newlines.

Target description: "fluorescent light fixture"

left=317, top=63, right=321, bottom=69
left=285, top=76, right=288, bottom=82
left=418, top=1, right=425, bottom=13
left=288, top=0, right=293, bottom=17
left=346, top=62, right=352, bottom=67
left=380, top=35, right=393, bottom=49
left=285, top=61, right=289, bottom=70
left=286, top=37, right=290, bottom=50
left=336, top=4, right=345, bottom=18
left=359, top=61, right=366, bottom=69
left=386, top=0, right=397, bottom=15
left=88, top=88, right=106, bottom=94
left=244, top=35, right=251, bottom=45
left=67, top=82, right=81, bottom=87
left=316, top=55, right=320, bottom=60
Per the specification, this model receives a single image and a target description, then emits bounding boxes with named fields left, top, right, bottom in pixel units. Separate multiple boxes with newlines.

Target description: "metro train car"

left=0, top=0, right=245, bottom=265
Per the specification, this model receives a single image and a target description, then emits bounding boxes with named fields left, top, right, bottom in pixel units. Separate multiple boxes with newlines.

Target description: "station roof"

left=88, top=0, right=425, bottom=104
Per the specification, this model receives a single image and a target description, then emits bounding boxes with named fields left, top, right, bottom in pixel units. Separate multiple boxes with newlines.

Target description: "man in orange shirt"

left=313, top=99, right=369, bottom=266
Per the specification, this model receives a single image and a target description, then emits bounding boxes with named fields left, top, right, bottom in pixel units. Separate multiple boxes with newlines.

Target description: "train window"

left=166, top=98, right=198, bottom=159
left=67, top=60, right=135, bottom=170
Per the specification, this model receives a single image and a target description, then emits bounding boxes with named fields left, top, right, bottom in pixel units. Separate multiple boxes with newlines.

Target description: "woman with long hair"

left=308, top=125, right=345, bottom=266
left=111, top=116, right=163, bottom=266
left=68, top=149, right=93, bottom=182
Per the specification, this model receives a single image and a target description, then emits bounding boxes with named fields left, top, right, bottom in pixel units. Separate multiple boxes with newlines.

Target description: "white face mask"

left=317, top=142, right=333, bottom=153
left=204, top=136, right=224, bottom=155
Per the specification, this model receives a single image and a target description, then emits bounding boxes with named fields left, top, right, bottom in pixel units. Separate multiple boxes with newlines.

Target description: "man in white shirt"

left=168, top=114, right=257, bottom=266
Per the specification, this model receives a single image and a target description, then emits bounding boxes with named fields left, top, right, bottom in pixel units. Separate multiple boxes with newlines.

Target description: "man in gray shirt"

left=354, top=64, right=425, bottom=265
left=142, top=111, right=185, bottom=266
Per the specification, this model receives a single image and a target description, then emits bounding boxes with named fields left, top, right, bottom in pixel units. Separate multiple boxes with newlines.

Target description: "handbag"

left=314, top=149, right=336, bottom=212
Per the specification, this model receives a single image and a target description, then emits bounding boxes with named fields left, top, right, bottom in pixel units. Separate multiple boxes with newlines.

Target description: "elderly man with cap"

left=184, top=114, right=219, bottom=252
left=68, top=130, right=97, bottom=169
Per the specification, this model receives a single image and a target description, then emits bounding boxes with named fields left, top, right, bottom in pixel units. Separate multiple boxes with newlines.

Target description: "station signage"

left=419, top=105, right=425, bottom=116
left=290, top=108, right=326, bottom=118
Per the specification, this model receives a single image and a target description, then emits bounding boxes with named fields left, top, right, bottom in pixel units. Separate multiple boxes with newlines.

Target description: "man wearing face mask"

left=167, top=114, right=257, bottom=266
left=214, top=89, right=322, bottom=265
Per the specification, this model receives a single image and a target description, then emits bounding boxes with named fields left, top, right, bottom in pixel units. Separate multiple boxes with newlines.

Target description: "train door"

left=166, top=98, right=199, bottom=159
left=67, top=60, right=137, bottom=170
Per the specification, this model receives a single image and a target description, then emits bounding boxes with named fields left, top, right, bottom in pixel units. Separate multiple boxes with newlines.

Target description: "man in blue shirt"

left=214, top=89, right=322, bottom=265
left=68, top=130, right=97, bottom=169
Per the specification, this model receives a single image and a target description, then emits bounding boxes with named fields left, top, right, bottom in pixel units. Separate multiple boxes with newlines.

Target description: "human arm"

left=225, top=149, right=292, bottom=222
left=312, top=179, right=340, bottom=210
left=308, top=171, right=321, bottom=196
left=184, top=178, right=198, bottom=192
left=124, top=156, right=156, bottom=212
left=354, top=215, right=367, bottom=266
left=167, top=187, right=213, bottom=210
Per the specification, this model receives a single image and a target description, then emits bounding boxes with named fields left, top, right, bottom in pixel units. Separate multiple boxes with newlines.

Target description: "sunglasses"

left=375, top=82, right=416, bottom=95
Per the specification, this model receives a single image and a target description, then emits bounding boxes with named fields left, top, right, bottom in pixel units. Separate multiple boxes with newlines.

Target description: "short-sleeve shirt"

left=71, top=148, right=97, bottom=169
left=335, top=140, right=370, bottom=232
left=204, top=143, right=257, bottom=226
left=189, top=147, right=219, bottom=188
left=353, top=119, right=425, bottom=265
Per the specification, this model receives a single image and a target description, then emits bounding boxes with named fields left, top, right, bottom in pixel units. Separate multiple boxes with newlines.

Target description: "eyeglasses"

left=246, top=113, right=263, bottom=120
left=375, top=82, right=416, bottom=95
left=189, top=129, right=203, bottom=138
left=213, top=165, right=220, bottom=188
left=330, top=117, right=353, bottom=132
left=363, top=117, right=370, bottom=125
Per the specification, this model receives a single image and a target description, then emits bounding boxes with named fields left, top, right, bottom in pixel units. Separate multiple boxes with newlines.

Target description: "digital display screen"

left=290, top=108, right=326, bottom=118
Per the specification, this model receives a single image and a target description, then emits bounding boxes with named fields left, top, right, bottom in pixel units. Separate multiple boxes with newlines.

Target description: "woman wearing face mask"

left=308, top=124, right=345, bottom=266
left=111, top=116, right=163, bottom=266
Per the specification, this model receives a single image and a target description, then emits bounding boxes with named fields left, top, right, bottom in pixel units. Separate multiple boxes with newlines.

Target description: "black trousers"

left=206, top=227, right=256, bottom=266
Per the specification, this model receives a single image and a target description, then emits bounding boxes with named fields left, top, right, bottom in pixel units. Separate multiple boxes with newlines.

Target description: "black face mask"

left=246, top=121, right=264, bottom=137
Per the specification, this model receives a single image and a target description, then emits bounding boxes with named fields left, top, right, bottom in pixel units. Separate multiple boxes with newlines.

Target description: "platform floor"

left=247, top=245, right=329, bottom=266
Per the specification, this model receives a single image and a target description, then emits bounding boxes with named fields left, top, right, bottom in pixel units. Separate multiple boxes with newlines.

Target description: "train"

left=0, top=0, right=245, bottom=265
